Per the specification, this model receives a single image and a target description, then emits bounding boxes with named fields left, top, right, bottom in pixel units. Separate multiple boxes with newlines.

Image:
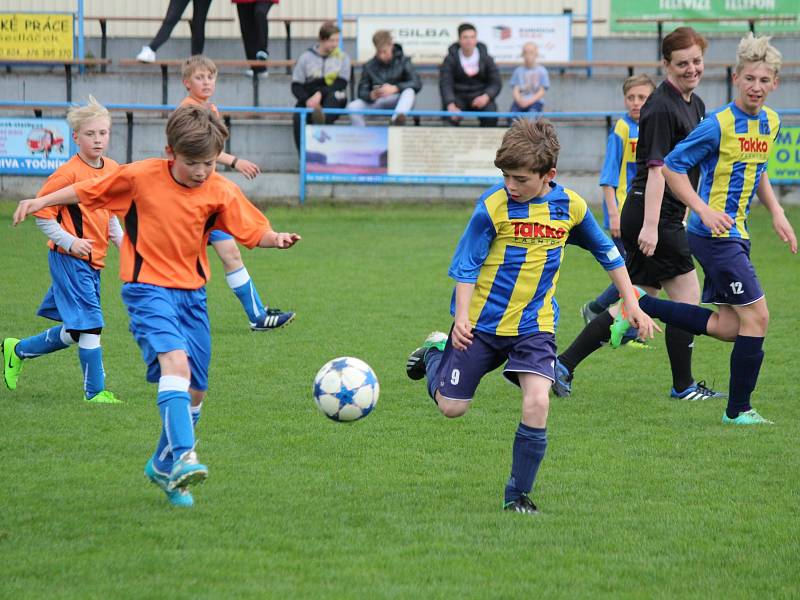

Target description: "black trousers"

left=236, top=1, right=274, bottom=71
left=149, top=0, right=213, bottom=55
left=445, top=93, right=498, bottom=127
left=292, top=88, right=348, bottom=150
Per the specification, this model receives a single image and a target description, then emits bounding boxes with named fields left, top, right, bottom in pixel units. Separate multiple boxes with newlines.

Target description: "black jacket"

left=439, top=42, right=502, bottom=105
left=357, top=44, right=422, bottom=103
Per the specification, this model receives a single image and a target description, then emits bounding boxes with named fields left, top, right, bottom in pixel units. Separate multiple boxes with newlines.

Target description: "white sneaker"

left=136, top=46, right=156, bottom=63
left=244, top=69, right=269, bottom=79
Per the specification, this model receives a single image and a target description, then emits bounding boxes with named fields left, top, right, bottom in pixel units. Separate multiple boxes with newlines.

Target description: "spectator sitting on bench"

left=290, top=21, right=351, bottom=149
left=347, top=30, right=421, bottom=126
left=510, top=42, right=550, bottom=116
left=440, top=22, right=502, bottom=127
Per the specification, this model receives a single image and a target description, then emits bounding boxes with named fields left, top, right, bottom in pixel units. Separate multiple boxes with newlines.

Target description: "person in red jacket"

left=232, top=0, right=279, bottom=77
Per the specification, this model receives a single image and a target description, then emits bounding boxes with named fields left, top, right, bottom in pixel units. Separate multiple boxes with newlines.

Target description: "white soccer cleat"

left=136, top=46, right=156, bottom=63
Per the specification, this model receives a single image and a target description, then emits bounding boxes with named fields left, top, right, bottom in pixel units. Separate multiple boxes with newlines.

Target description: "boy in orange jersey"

left=181, top=54, right=295, bottom=331
left=3, top=97, right=121, bottom=404
left=13, top=106, right=301, bottom=507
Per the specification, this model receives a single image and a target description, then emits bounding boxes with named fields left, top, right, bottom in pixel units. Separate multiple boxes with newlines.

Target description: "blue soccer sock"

left=504, top=423, right=548, bottom=503
left=152, top=427, right=172, bottom=473
left=191, top=403, right=202, bottom=428
left=78, top=334, right=105, bottom=398
left=226, top=266, right=267, bottom=324
left=594, top=283, right=620, bottom=311
left=726, top=335, right=765, bottom=419
left=156, top=376, right=194, bottom=464
left=638, top=295, right=712, bottom=336
left=15, top=325, right=73, bottom=359
left=423, top=348, right=444, bottom=403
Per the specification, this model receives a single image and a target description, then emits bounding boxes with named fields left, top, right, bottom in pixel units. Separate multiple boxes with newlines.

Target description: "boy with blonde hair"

left=181, top=55, right=295, bottom=331
left=405, top=119, right=656, bottom=514
left=13, top=106, right=301, bottom=506
left=3, top=96, right=121, bottom=404
left=612, top=33, right=796, bottom=425
left=509, top=42, right=549, bottom=115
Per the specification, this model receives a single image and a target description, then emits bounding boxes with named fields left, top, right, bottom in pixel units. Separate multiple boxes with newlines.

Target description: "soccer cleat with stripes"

left=168, top=450, right=208, bottom=491
left=145, top=458, right=194, bottom=507
left=670, top=380, right=727, bottom=401
left=722, top=408, right=774, bottom=425
left=84, top=390, right=123, bottom=404
left=2, top=337, right=23, bottom=391
left=250, top=308, right=295, bottom=331
left=406, top=331, right=448, bottom=380
left=503, top=494, right=539, bottom=515
left=551, top=359, right=572, bottom=397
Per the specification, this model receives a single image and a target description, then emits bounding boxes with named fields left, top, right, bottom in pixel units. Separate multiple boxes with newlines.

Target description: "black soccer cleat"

left=405, top=347, right=427, bottom=381
left=503, top=494, right=539, bottom=515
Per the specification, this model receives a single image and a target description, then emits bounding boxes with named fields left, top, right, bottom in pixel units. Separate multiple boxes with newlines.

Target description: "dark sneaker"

left=406, top=331, right=447, bottom=380
left=580, top=301, right=600, bottom=325
left=250, top=308, right=295, bottom=331
left=670, top=380, right=727, bottom=401
left=503, top=494, right=539, bottom=515
left=552, top=359, right=572, bottom=397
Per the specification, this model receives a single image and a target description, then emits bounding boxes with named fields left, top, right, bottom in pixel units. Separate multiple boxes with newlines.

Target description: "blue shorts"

left=435, top=329, right=556, bottom=401
left=688, top=233, right=764, bottom=306
left=37, top=251, right=103, bottom=331
left=208, top=229, right=234, bottom=244
left=120, top=283, right=211, bottom=391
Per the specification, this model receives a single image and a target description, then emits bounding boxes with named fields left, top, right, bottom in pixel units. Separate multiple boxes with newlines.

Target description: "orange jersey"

left=180, top=96, right=220, bottom=118
left=34, top=154, right=121, bottom=270
left=73, top=158, right=271, bottom=289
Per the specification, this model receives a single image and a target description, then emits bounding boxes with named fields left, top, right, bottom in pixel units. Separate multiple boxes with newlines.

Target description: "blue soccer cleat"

left=670, top=380, right=727, bottom=401
left=144, top=458, right=194, bottom=507
left=552, top=359, right=572, bottom=397
left=250, top=308, right=295, bottom=331
left=168, top=450, right=208, bottom=491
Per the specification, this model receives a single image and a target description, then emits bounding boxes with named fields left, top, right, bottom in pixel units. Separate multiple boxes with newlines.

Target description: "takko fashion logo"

left=513, top=221, right=567, bottom=243
left=738, top=137, right=768, bottom=153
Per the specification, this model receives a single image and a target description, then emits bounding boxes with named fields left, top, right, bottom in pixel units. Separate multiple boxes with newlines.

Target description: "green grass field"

left=1, top=200, right=798, bottom=599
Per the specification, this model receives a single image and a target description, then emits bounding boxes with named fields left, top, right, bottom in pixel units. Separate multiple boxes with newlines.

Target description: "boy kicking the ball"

left=405, top=119, right=656, bottom=514
left=13, top=106, right=301, bottom=506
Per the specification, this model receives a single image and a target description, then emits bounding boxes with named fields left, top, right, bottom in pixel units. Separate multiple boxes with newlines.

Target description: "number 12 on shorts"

left=730, top=281, right=743, bottom=295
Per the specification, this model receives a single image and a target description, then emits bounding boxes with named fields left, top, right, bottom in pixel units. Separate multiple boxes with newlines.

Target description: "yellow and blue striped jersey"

left=664, top=102, right=780, bottom=240
left=598, top=114, right=639, bottom=228
left=448, top=182, right=624, bottom=336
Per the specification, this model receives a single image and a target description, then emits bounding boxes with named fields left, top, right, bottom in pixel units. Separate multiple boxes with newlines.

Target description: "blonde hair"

left=166, top=105, right=228, bottom=159
left=182, top=54, right=218, bottom=80
left=67, top=95, right=110, bottom=132
left=622, top=74, right=656, bottom=95
left=736, top=33, right=781, bottom=76
left=495, top=118, right=560, bottom=175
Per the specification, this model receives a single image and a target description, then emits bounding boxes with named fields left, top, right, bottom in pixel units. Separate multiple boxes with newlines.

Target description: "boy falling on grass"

left=405, top=119, right=657, bottom=514
left=181, top=54, right=295, bottom=331
left=3, top=97, right=122, bottom=404
left=13, top=105, right=301, bottom=506
left=610, top=33, right=796, bottom=425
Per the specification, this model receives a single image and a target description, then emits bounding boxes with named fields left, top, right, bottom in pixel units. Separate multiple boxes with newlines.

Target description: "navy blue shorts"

left=434, top=330, right=556, bottom=401
left=37, top=251, right=104, bottom=331
left=688, top=233, right=764, bottom=306
left=121, top=283, right=211, bottom=391
left=208, top=229, right=234, bottom=244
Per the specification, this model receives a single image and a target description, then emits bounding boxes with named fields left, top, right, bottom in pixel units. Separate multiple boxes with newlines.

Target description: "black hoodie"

left=439, top=41, right=502, bottom=106
left=357, top=43, right=422, bottom=103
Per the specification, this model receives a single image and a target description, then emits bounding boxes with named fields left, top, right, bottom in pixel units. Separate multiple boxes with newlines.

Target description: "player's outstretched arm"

left=258, top=230, right=301, bottom=249
left=13, top=185, right=79, bottom=226
left=607, top=266, right=660, bottom=340
left=218, top=152, right=260, bottom=180
left=757, top=172, right=797, bottom=254
left=663, top=166, right=733, bottom=236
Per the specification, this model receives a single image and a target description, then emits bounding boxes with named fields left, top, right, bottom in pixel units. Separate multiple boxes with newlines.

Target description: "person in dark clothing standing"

left=290, top=21, right=352, bottom=149
left=347, top=30, right=421, bottom=126
left=233, top=0, right=278, bottom=77
left=439, top=23, right=502, bottom=127
left=136, top=0, right=213, bottom=62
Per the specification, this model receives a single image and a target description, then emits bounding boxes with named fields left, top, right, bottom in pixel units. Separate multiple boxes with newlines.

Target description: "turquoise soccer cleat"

left=722, top=409, right=774, bottom=425
left=609, top=286, right=646, bottom=348
left=168, top=450, right=208, bottom=491
left=2, top=337, right=24, bottom=391
left=144, top=458, right=194, bottom=507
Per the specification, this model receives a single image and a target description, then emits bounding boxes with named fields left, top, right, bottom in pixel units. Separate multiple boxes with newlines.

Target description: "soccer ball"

left=313, top=357, right=379, bottom=422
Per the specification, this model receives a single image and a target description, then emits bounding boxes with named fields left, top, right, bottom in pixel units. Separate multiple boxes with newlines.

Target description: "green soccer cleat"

left=722, top=409, right=774, bottom=425
left=406, top=331, right=448, bottom=380
left=84, top=390, right=123, bottom=404
left=609, top=286, right=646, bottom=348
left=144, top=458, right=194, bottom=507
left=624, top=338, right=654, bottom=351
left=2, top=337, right=23, bottom=391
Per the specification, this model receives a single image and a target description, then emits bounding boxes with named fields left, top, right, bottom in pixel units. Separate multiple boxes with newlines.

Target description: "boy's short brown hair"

left=622, top=73, right=656, bottom=95
left=166, top=105, right=228, bottom=159
left=495, top=119, right=560, bottom=175
left=372, top=30, right=393, bottom=50
left=182, top=54, right=217, bottom=81
left=319, top=21, right=340, bottom=40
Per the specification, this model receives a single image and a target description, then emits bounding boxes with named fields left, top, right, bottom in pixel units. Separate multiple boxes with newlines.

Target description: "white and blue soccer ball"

left=313, top=357, right=379, bottom=422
